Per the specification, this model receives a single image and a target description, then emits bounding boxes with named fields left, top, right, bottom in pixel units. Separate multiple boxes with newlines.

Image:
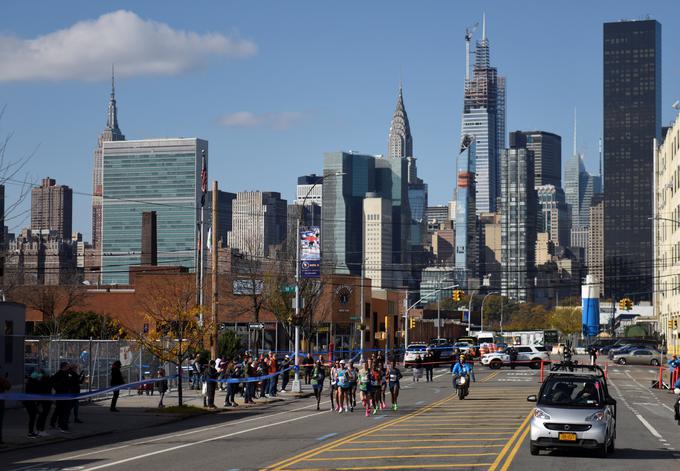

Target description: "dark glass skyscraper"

left=603, top=20, right=661, bottom=301
left=509, top=131, right=561, bottom=188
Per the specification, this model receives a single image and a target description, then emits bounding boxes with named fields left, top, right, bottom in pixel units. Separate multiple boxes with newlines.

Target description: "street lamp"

left=480, top=291, right=500, bottom=332
left=404, top=284, right=458, bottom=349
left=292, top=171, right=343, bottom=394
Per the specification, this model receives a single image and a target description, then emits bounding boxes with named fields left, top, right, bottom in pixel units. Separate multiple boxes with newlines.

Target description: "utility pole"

left=210, top=181, right=219, bottom=359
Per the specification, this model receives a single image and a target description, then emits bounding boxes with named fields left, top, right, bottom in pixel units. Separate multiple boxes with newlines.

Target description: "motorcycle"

left=455, top=374, right=469, bottom=400
left=674, top=388, right=680, bottom=425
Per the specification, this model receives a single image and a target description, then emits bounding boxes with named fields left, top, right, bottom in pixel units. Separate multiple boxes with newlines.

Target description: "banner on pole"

left=300, top=226, right=321, bottom=278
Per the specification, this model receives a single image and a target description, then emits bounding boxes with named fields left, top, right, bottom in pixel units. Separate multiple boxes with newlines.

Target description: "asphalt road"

left=4, top=362, right=680, bottom=471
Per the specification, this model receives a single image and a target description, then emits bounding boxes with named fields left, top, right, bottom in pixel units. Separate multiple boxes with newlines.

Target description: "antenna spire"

left=573, top=107, right=577, bottom=157
left=482, top=12, right=486, bottom=41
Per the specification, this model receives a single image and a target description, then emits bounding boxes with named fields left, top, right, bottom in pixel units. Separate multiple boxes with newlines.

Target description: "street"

left=3, top=362, right=680, bottom=471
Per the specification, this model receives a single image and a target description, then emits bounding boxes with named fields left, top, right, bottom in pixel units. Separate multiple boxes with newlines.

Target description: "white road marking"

left=317, top=432, right=337, bottom=441
left=13, top=398, right=334, bottom=470
left=636, top=414, right=663, bottom=439
left=80, top=411, right=328, bottom=471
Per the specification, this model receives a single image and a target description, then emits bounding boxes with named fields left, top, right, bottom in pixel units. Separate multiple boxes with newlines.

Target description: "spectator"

left=413, top=355, right=422, bottom=382
left=280, top=355, right=291, bottom=393
left=35, top=369, right=52, bottom=436
left=423, top=348, right=434, bottom=382
left=668, top=355, right=680, bottom=386
left=303, top=353, right=314, bottom=384
left=68, top=364, right=85, bottom=423
left=51, top=362, right=72, bottom=431
left=268, top=352, right=278, bottom=397
left=190, top=354, right=201, bottom=390
left=0, top=375, right=10, bottom=445
left=223, top=360, right=238, bottom=407
left=205, top=360, right=218, bottom=408
left=110, top=360, right=125, bottom=412
left=24, top=372, right=41, bottom=438
left=156, top=369, right=168, bottom=408
left=244, top=359, right=256, bottom=404
left=588, top=345, right=598, bottom=366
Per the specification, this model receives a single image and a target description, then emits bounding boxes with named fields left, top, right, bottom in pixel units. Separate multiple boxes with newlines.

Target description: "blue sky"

left=1, top=0, right=679, bottom=241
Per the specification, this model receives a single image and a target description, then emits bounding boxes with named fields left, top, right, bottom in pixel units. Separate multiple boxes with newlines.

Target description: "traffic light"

left=674, top=319, right=678, bottom=330
left=384, top=316, right=388, bottom=331
left=452, top=290, right=462, bottom=302
left=618, top=298, right=633, bottom=311
left=618, top=299, right=626, bottom=311
left=669, top=320, right=674, bottom=329
left=625, top=299, right=633, bottom=311
left=409, top=317, right=416, bottom=329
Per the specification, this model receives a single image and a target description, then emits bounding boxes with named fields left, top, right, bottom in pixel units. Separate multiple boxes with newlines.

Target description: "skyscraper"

left=101, top=138, right=207, bottom=285
left=31, top=177, right=73, bottom=240
left=603, top=20, right=661, bottom=301
left=322, top=152, right=376, bottom=276
left=92, top=68, right=125, bottom=249
left=461, top=15, right=506, bottom=214
left=501, top=148, right=537, bottom=302
left=564, top=152, right=601, bottom=232
left=228, top=191, right=287, bottom=257
left=387, top=85, right=427, bottom=251
left=388, top=85, right=413, bottom=160
left=454, top=135, right=478, bottom=289
left=509, top=131, right=562, bottom=188
left=536, top=185, right=571, bottom=247
left=363, top=193, right=393, bottom=289
left=587, top=193, right=604, bottom=290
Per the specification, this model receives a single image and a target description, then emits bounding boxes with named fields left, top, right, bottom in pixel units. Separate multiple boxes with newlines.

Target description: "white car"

left=404, top=343, right=428, bottom=366
left=481, top=345, right=550, bottom=369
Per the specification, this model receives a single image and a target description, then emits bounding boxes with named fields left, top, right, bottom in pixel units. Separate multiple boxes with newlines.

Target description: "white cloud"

left=0, top=10, right=257, bottom=81
left=218, top=111, right=303, bottom=130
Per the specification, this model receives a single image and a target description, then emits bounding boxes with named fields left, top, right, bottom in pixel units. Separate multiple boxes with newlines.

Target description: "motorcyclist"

left=674, top=376, right=680, bottom=425
left=451, top=355, right=471, bottom=395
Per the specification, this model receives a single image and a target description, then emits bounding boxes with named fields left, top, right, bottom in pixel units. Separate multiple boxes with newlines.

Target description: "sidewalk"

left=0, top=384, right=314, bottom=452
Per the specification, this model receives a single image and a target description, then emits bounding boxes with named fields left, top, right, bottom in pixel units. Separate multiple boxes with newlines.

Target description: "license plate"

left=558, top=433, right=577, bottom=441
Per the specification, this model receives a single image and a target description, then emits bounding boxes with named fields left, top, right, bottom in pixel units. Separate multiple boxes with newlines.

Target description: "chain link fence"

left=24, top=337, right=180, bottom=395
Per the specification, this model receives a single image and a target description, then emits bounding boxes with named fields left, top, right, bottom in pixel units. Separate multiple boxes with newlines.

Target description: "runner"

left=379, top=361, right=388, bottom=409
left=370, top=363, right=382, bottom=415
left=387, top=360, right=403, bottom=410
left=311, top=359, right=325, bottom=411
left=358, top=361, right=372, bottom=417
left=337, top=359, right=350, bottom=413
left=329, top=360, right=339, bottom=411
left=347, top=361, right=358, bottom=411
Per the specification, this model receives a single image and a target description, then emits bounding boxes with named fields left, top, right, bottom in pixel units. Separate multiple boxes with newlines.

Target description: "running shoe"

left=381, top=401, right=386, bottom=409
left=365, top=408, right=370, bottom=417
left=344, top=406, right=348, bottom=412
left=373, top=407, right=378, bottom=415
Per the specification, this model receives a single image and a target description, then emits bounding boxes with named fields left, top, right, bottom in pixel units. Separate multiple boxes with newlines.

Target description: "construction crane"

left=464, top=22, right=479, bottom=81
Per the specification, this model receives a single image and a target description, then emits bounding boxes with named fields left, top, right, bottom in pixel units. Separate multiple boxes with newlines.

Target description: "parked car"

left=611, top=349, right=663, bottom=366
left=481, top=345, right=550, bottom=369
left=528, top=363, right=617, bottom=457
left=404, top=343, right=428, bottom=366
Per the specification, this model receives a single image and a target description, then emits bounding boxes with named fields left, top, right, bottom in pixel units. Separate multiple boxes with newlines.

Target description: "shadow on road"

left=543, top=447, right=675, bottom=460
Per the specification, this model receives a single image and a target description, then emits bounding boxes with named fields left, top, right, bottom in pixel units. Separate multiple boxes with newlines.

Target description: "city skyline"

left=2, top=2, right=680, bottom=242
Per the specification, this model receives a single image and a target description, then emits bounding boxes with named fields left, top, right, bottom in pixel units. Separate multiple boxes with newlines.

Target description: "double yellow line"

left=261, top=393, right=456, bottom=471
left=487, top=410, right=532, bottom=471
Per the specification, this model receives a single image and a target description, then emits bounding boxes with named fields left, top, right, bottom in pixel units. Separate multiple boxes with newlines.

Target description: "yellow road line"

left=387, top=427, right=520, bottom=431
left=263, top=393, right=456, bottom=470
left=487, top=411, right=532, bottom=471
left=289, top=464, right=494, bottom=471
left=360, top=438, right=509, bottom=444
left=332, top=444, right=505, bottom=451
left=481, top=371, right=500, bottom=382
left=305, top=452, right=498, bottom=461
left=371, top=432, right=511, bottom=437
left=499, top=419, right=532, bottom=471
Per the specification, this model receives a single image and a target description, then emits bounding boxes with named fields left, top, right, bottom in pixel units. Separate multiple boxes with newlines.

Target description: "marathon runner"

left=358, top=361, right=373, bottom=417
left=329, top=359, right=339, bottom=411
left=370, top=363, right=382, bottom=415
left=337, top=359, right=350, bottom=413
left=311, top=359, right=325, bottom=411
left=347, top=361, right=358, bottom=411
left=387, top=361, right=403, bottom=411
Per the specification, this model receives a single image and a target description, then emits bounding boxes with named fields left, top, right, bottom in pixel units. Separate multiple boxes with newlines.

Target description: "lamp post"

left=292, top=172, right=343, bottom=393
left=480, top=292, right=500, bottom=333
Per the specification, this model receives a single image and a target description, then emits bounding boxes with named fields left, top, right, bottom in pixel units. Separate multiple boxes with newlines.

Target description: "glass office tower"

left=101, top=138, right=207, bottom=284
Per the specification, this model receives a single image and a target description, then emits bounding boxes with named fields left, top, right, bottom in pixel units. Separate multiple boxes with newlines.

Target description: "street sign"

left=317, top=326, right=330, bottom=333
left=282, top=285, right=296, bottom=293
left=462, top=310, right=470, bottom=322
left=248, top=322, right=265, bottom=330
left=349, top=316, right=361, bottom=321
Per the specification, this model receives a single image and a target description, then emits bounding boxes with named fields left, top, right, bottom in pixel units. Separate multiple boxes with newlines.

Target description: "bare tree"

left=10, top=277, right=88, bottom=336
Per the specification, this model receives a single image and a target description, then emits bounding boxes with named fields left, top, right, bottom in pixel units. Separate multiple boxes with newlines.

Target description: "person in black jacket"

left=35, top=369, right=52, bottom=436
left=205, top=360, right=218, bottom=408
left=68, top=364, right=85, bottom=423
left=51, top=362, right=72, bottom=431
left=24, top=372, right=41, bottom=438
left=110, top=361, right=125, bottom=412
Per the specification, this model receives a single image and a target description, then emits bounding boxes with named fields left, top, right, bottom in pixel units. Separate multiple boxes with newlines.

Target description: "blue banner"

left=300, top=226, right=320, bottom=278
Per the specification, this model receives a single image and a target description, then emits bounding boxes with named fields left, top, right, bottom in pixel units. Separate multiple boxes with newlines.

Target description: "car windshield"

left=538, top=379, right=604, bottom=408
left=408, top=345, right=426, bottom=352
